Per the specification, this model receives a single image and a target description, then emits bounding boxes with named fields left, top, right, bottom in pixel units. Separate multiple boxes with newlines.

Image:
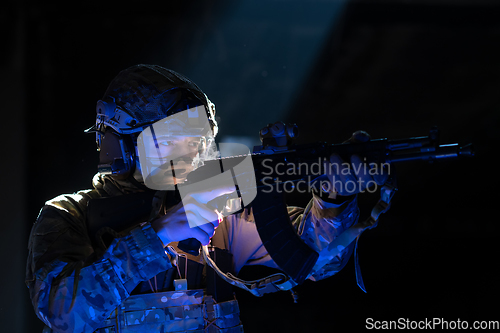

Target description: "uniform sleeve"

left=25, top=193, right=172, bottom=333
left=221, top=190, right=359, bottom=282
left=290, top=190, right=360, bottom=281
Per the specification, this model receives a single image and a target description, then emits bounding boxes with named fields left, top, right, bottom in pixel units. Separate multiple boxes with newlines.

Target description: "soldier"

left=26, top=64, right=385, bottom=332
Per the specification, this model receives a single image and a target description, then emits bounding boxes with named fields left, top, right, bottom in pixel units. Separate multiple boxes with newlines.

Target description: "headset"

left=86, top=97, right=138, bottom=180
left=97, top=128, right=137, bottom=180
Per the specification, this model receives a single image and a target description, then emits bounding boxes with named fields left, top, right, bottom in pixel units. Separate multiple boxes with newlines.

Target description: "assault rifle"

left=181, top=124, right=473, bottom=208
left=178, top=124, right=474, bottom=286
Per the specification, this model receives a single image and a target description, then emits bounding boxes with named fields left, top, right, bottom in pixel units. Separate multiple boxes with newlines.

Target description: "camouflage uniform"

left=26, top=173, right=359, bottom=332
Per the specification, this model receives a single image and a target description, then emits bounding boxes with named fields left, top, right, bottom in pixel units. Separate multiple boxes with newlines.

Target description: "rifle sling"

left=252, top=186, right=319, bottom=285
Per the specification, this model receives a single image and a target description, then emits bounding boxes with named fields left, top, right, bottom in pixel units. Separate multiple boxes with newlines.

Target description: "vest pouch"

left=94, top=289, right=243, bottom=333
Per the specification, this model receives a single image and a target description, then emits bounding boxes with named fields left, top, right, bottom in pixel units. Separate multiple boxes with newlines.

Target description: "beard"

left=137, top=157, right=197, bottom=190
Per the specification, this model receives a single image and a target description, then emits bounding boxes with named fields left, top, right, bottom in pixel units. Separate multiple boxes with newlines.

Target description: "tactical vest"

left=88, top=190, right=244, bottom=332
left=92, top=290, right=243, bottom=333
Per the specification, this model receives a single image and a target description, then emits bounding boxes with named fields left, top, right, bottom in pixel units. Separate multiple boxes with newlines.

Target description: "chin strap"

left=312, top=178, right=398, bottom=292
left=201, top=245, right=298, bottom=298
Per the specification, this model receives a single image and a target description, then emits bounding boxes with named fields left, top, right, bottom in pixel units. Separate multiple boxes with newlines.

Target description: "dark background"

left=2, top=0, right=499, bottom=332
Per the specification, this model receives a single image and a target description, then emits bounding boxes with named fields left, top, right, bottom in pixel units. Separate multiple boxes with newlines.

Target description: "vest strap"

left=202, top=245, right=297, bottom=297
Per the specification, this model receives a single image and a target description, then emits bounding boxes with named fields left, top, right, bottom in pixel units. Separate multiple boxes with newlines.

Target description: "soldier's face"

left=138, top=135, right=202, bottom=186
left=136, top=135, right=202, bottom=188
left=135, top=106, right=215, bottom=189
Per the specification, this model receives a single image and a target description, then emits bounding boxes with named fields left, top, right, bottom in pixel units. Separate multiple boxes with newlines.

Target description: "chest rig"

left=87, top=189, right=243, bottom=333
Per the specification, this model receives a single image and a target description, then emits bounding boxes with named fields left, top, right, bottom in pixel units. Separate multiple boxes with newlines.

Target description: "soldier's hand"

left=322, top=130, right=389, bottom=197
left=151, top=185, right=236, bottom=246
